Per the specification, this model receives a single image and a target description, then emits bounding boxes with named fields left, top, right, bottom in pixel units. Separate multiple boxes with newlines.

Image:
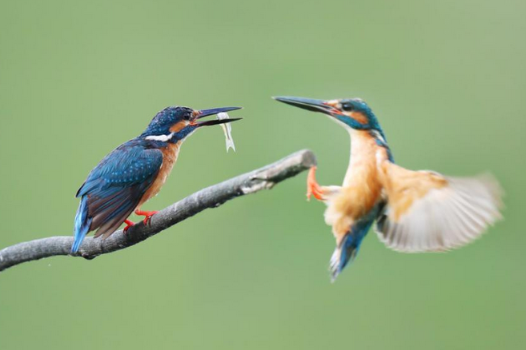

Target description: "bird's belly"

left=138, top=142, right=180, bottom=207
left=325, top=168, right=383, bottom=239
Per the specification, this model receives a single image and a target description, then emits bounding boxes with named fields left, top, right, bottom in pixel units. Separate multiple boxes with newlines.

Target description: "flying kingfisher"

left=274, top=96, right=502, bottom=281
left=72, top=105, right=241, bottom=253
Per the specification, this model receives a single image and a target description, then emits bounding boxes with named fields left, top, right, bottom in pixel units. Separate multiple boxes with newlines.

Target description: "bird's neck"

left=343, top=128, right=390, bottom=187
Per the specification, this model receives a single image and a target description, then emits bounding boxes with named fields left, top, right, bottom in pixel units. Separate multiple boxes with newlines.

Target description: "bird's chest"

left=140, top=142, right=181, bottom=205
left=343, top=133, right=379, bottom=187
left=325, top=132, right=383, bottom=235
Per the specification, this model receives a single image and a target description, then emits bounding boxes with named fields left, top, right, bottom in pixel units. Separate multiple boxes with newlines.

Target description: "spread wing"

left=77, top=141, right=163, bottom=238
left=375, top=161, right=502, bottom=253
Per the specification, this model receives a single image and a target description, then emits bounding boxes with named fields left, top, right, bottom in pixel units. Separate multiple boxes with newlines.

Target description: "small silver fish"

left=217, top=112, right=236, bottom=152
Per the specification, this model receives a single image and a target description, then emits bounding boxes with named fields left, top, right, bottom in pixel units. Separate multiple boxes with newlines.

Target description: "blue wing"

left=73, top=139, right=163, bottom=250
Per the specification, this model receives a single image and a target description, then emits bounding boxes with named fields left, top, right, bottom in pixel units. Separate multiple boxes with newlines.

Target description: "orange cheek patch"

left=349, top=111, right=368, bottom=125
left=169, top=121, right=188, bottom=133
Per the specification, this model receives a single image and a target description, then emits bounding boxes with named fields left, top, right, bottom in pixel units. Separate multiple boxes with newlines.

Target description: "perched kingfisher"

left=274, top=96, right=502, bottom=281
left=72, top=105, right=241, bottom=253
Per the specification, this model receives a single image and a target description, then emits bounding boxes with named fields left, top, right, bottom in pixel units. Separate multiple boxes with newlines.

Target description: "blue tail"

left=72, top=196, right=92, bottom=253
left=329, top=219, right=374, bottom=282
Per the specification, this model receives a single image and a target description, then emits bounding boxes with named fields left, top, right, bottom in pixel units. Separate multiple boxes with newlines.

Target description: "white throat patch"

left=370, top=130, right=386, bottom=144
left=145, top=133, right=174, bottom=142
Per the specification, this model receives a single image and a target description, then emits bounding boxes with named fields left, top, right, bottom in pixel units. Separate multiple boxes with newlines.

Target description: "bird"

left=72, top=105, right=241, bottom=253
left=274, top=96, right=502, bottom=281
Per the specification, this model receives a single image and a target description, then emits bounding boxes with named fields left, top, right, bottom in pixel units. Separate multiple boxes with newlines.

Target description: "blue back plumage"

left=72, top=195, right=92, bottom=253
left=71, top=139, right=164, bottom=252
left=77, top=140, right=164, bottom=197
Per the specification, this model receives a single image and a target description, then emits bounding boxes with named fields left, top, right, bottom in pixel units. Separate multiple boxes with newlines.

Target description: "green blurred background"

left=1, top=0, right=525, bottom=349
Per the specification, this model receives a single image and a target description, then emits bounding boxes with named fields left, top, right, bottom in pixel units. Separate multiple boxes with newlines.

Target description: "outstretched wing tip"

left=377, top=162, right=503, bottom=254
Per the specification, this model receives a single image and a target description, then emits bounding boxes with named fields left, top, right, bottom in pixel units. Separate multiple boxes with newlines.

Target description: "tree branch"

left=0, top=150, right=316, bottom=272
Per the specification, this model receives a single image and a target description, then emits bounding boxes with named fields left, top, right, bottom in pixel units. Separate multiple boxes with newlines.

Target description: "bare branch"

left=0, top=150, right=316, bottom=272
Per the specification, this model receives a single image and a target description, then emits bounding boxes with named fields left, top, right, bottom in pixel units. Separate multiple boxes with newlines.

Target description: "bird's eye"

left=183, top=112, right=192, bottom=121
left=341, top=103, right=354, bottom=111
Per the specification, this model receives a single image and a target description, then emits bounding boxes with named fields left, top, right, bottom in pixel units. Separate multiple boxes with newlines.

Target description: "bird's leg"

left=123, top=220, right=135, bottom=233
left=307, top=166, right=324, bottom=201
left=135, top=208, right=159, bottom=225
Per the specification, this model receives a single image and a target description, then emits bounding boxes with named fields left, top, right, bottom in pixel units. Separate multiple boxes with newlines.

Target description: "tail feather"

left=72, top=196, right=92, bottom=253
left=329, top=220, right=374, bottom=282
left=329, top=234, right=363, bottom=282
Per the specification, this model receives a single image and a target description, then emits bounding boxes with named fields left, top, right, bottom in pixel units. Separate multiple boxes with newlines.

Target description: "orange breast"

left=138, top=142, right=181, bottom=208
left=328, top=131, right=384, bottom=238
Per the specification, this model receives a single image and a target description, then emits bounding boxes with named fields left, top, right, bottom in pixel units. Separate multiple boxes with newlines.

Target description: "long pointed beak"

left=272, top=96, right=335, bottom=115
left=195, top=106, right=242, bottom=119
left=196, top=118, right=242, bottom=127
left=192, top=106, right=242, bottom=127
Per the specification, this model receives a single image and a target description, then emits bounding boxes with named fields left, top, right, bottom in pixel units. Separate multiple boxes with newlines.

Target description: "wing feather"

left=376, top=161, right=502, bottom=253
left=76, top=140, right=163, bottom=239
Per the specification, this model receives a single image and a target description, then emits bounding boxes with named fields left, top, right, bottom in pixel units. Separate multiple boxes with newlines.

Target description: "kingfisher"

left=274, top=96, right=502, bottom=281
left=72, top=105, right=241, bottom=253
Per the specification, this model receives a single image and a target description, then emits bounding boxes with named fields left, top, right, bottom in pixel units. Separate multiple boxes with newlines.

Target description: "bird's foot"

left=307, top=166, right=324, bottom=201
left=135, top=209, right=159, bottom=226
left=123, top=220, right=135, bottom=233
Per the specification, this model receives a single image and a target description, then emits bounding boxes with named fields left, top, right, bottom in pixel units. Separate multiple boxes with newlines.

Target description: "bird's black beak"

left=272, top=96, right=337, bottom=116
left=192, top=106, right=242, bottom=127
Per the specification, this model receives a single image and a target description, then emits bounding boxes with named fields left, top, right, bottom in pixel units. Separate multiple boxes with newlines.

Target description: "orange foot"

left=306, top=166, right=324, bottom=201
left=135, top=209, right=159, bottom=225
left=123, top=219, right=135, bottom=233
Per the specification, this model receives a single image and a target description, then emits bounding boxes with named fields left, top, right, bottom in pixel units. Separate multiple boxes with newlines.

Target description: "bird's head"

left=142, top=106, right=242, bottom=142
left=273, top=96, right=382, bottom=132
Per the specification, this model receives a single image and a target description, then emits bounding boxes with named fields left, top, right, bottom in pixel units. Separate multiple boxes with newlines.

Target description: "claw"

left=123, top=219, right=135, bottom=233
left=135, top=209, right=159, bottom=226
left=307, top=166, right=324, bottom=201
